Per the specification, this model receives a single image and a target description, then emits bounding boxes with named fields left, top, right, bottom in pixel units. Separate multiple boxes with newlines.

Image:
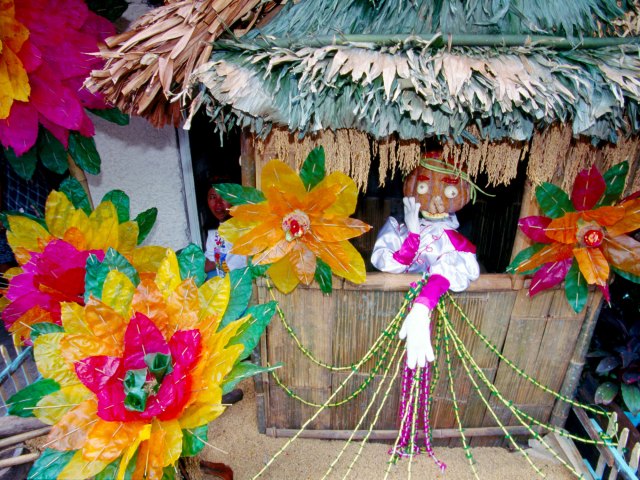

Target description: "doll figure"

left=371, top=150, right=480, bottom=368
left=205, top=185, right=247, bottom=278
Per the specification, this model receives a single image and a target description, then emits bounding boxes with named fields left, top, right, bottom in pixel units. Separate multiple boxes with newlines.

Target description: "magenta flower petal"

left=519, top=216, right=552, bottom=243
left=169, top=330, right=202, bottom=370
left=2, top=293, right=60, bottom=328
left=528, top=258, right=573, bottom=297
left=123, top=313, right=170, bottom=371
left=75, top=356, right=122, bottom=394
left=17, top=40, right=42, bottom=73
left=29, top=67, right=84, bottom=131
left=96, top=380, right=140, bottom=422
left=0, top=102, right=39, bottom=155
left=142, top=363, right=191, bottom=421
left=598, top=284, right=611, bottom=303
left=571, top=165, right=606, bottom=211
left=40, top=118, right=70, bottom=148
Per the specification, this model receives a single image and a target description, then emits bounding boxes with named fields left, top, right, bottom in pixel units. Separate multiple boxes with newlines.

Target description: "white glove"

left=403, top=197, right=421, bottom=235
left=398, top=302, right=435, bottom=368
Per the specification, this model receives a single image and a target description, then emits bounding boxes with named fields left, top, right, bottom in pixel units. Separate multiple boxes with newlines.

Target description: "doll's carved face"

left=403, top=166, right=471, bottom=219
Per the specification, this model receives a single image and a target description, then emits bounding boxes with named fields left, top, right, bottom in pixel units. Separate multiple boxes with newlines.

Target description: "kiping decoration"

left=251, top=149, right=618, bottom=480
left=0, top=179, right=159, bottom=346
left=216, top=147, right=371, bottom=294
left=5, top=247, right=277, bottom=479
left=508, top=161, right=640, bottom=312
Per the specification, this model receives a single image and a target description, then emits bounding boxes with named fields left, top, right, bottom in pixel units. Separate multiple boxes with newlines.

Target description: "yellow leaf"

left=6, top=215, right=52, bottom=260
left=61, top=302, right=92, bottom=336
left=155, top=249, right=181, bottom=298
left=34, top=384, right=91, bottom=424
left=574, top=247, right=610, bottom=286
left=117, top=221, right=139, bottom=256
left=266, top=257, right=300, bottom=294
left=197, top=275, right=230, bottom=323
left=33, top=333, right=78, bottom=387
left=167, top=278, right=199, bottom=330
left=86, top=202, right=120, bottom=251
left=131, top=278, right=170, bottom=337
left=101, top=270, right=135, bottom=318
left=44, top=191, right=88, bottom=240
left=117, top=424, right=151, bottom=480
left=261, top=159, right=306, bottom=199
left=58, top=450, right=110, bottom=480
left=84, top=420, right=146, bottom=462
left=218, top=216, right=258, bottom=245
left=314, top=172, right=359, bottom=216
left=131, top=246, right=168, bottom=274
left=60, top=333, right=120, bottom=364
left=46, top=399, right=97, bottom=451
left=179, top=384, right=225, bottom=430
left=84, top=299, right=127, bottom=343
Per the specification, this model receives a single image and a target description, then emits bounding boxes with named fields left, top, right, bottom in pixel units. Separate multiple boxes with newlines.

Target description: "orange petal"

left=131, top=278, right=170, bottom=337
left=287, top=242, right=316, bottom=285
left=84, top=420, right=147, bottom=462
left=263, top=185, right=304, bottom=215
left=545, top=212, right=580, bottom=244
left=573, top=247, right=610, bottom=286
left=607, top=198, right=640, bottom=237
left=62, top=227, right=88, bottom=251
left=230, top=218, right=284, bottom=256
left=84, top=300, right=127, bottom=342
left=60, top=334, right=121, bottom=364
left=8, top=306, right=54, bottom=345
left=261, top=160, right=306, bottom=199
left=132, top=419, right=182, bottom=479
left=253, top=238, right=294, bottom=265
left=228, top=202, right=274, bottom=222
left=46, top=399, right=98, bottom=451
left=266, top=257, right=300, bottom=294
left=602, top=234, right=640, bottom=277
left=304, top=235, right=359, bottom=281
left=310, top=214, right=371, bottom=242
left=218, top=216, right=258, bottom=245
left=582, top=205, right=625, bottom=226
left=515, top=242, right=574, bottom=273
left=166, top=278, right=199, bottom=331
left=314, top=172, right=359, bottom=216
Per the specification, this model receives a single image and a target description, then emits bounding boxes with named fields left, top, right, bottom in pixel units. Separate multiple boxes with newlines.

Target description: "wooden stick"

left=67, top=155, right=94, bottom=210
left=0, top=453, right=39, bottom=469
left=0, top=427, right=51, bottom=449
left=0, top=417, right=48, bottom=438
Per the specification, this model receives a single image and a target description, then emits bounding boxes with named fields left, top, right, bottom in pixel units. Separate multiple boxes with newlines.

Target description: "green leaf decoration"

left=612, top=266, right=640, bottom=284
left=177, top=244, right=206, bottom=286
left=220, top=267, right=253, bottom=328
left=7, top=378, right=60, bottom=417
left=68, top=132, right=101, bottom=175
left=505, top=243, right=545, bottom=274
left=535, top=182, right=573, bottom=219
left=598, top=161, right=629, bottom=207
left=214, top=183, right=266, bottom=206
left=95, top=451, right=138, bottom=480
left=229, top=301, right=277, bottom=361
left=38, top=129, right=69, bottom=175
left=300, top=146, right=326, bottom=190
left=28, top=449, right=76, bottom=480
left=30, top=323, right=65, bottom=342
left=145, top=352, right=173, bottom=383
left=182, top=425, right=208, bottom=457
left=85, top=249, right=140, bottom=302
left=86, top=0, right=128, bottom=22
left=221, top=362, right=282, bottom=396
left=249, top=262, right=270, bottom=279
left=135, top=207, right=158, bottom=245
left=5, top=146, right=37, bottom=181
left=565, top=260, right=589, bottom=313
left=162, top=467, right=176, bottom=480
left=622, top=383, right=640, bottom=416
left=124, top=368, right=149, bottom=412
left=102, top=190, right=130, bottom=222
left=594, top=382, right=619, bottom=405
left=88, top=107, right=130, bottom=126
left=60, top=177, right=92, bottom=215
left=314, top=257, right=333, bottom=294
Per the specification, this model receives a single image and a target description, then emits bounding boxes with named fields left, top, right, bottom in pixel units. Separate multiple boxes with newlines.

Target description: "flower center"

left=282, top=210, right=310, bottom=241
left=577, top=223, right=604, bottom=248
left=123, top=352, right=173, bottom=412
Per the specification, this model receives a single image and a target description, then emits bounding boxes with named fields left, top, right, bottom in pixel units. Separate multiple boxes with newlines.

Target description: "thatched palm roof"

left=188, top=0, right=640, bottom=144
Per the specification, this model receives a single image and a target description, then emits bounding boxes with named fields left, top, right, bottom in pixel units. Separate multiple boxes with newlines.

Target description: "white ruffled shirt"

left=370, top=215, right=479, bottom=292
left=204, top=229, right=247, bottom=278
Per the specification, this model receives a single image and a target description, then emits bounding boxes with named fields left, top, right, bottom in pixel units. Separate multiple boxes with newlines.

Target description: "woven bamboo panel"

left=256, top=275, right=600, bottom=439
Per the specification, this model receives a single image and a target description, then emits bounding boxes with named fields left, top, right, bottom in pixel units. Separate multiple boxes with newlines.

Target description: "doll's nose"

left=428, top=196, right=445, bottom=214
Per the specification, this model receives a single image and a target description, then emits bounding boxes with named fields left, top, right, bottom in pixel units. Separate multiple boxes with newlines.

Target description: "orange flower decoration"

left=218, top=148, right=371, bottom=293
left=509, top=163, right=640, bottom=312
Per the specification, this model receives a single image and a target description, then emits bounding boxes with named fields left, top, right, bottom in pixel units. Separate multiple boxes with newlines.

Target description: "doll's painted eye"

left=444, top=185, right=459, bottom=199
left=416, top=182, right=429, bottom=195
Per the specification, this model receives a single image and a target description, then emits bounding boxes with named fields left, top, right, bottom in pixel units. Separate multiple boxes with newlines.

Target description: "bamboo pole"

left=215, top=33, right=640, bottom=50
left=66, top=155, right=94, bottom=210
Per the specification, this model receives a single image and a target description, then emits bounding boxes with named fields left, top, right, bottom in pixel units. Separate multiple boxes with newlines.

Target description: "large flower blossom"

left=509, top=163, right=640, bottom=312
left=0, top=0, right=114, bottom=156
left=14, top=249, right=266, bottom=479
left=2, top=184, right=160, bottom=343
left=219, top=149, right=371, bottom=293
left=0, top=0, right=30, bottom=119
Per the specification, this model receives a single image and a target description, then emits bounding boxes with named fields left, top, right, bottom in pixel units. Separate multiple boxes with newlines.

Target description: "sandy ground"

left=203, top=380, right=575, bottom=480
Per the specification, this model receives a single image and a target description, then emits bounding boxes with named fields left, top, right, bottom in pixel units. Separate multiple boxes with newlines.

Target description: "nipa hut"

left=93, top=0, right=640, bottom=444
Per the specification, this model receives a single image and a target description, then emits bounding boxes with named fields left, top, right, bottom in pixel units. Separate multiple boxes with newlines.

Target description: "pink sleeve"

left=444, top=229, right=476, bottom=253
left=392, top=232, right=420, bottom=266
left=414, top=274, right=450, bottom=309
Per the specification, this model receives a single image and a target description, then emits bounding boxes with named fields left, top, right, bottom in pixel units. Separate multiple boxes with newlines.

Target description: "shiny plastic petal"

left=573, top=247, right=610, bottom=286
left=252, top=238, right=293, bottom=265
left=155, top=249, right=181, bottom=299
left=117, top=221, right=140, bottom=256
left=230, top=218, right=285, bottom=256
left=602, top=234, right=640, bottom=277
left=46, top=398, right=97, bottom=451
left=131, top=246, right=169, bottom=274
left=197, top=275, right=229, bottom=325
left=86, top=201, right=120, bottom=251
left=528, top=258, right=573, bottom=297
left=44, top=190, right=89, bottom=240
left=169, top=329, right=202, bottom=370
left=167, top=278, right=200, bottom=330
left=310, top=214, right=371, bottom=242
left=518, top=216, right=552, bottom=243
left=123, top=313, right=169, bottom=371
left=58, top=450, right=110, bottom=480
left=74, top=355, right=121, bottom=394
left=84, top=420, right=145, bottom=462
left=35, top=383, right=92, bottom=424
left=582, top=205, right=625, bottom=226
left=306, top=236, right=366, bottom=284
left=34, top=333, right=78, bottom=387
left=571, top=165, right=606, bottom=211
left=266, top=257, right=300, bottom=294
left=515, top=242, right=574, bottom=273
left=131, top=278, right=170, bottom=337
left=218, top=216, right=257, bottom=245
left=6, top=215, right=52, bottom=259
left=101, top=270, right=135, bottom=319
left=545, top=212, right=580, bottom=244
left=287, top=242, right=317, bottom=285
left=261, top=160, right=306, bottom=200
left=606, top=198, right=640, bottom=237
left=61, top=302, right=91, bottom=335
left=116, top=424, right=151, bottom=480
left=84, top=300, right=127, bottom=342
left=178, top=383, right=225, bottom=430
left=60, top=334, right=120, bottom=365
left=227, top=202, right=273, bottom=222
left=315, top=171, right=359, bottom=216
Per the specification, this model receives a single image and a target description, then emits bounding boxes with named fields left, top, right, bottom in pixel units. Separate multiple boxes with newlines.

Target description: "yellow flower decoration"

left=0, top=0, right=30, bottom=119
left=18, top=248, right=259, bottom=479
left=218, top=148, right=371, bottom=293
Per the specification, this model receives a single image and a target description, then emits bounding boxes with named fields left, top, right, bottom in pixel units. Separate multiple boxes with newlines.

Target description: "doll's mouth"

left=420, top=210, right=448, bottom=219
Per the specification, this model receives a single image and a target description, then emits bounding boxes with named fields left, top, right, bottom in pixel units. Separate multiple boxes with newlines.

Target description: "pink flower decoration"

left=0, top=0, right=115, bottom=155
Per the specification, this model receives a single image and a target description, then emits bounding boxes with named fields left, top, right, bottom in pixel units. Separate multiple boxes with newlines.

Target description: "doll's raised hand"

left=403, top=196, right=421, bottom=234
left=398, top=302, right=434, bottom=368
